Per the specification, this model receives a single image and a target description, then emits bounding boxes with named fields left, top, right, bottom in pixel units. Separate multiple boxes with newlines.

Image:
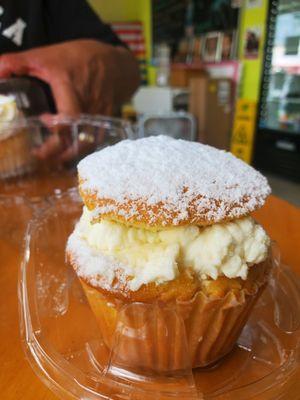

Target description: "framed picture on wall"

left=221, top=31, right=237, bottom=60
left=202, top=32, right=222, bottom=62
left=244, top=27, right=261, bottom=59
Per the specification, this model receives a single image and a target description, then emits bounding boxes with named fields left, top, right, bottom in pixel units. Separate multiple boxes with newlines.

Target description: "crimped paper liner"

left=178, top=285, right=266, bottom=368
left=80, top=269, right=269, bottom=371
left=0, top=129, right=36, bottom=179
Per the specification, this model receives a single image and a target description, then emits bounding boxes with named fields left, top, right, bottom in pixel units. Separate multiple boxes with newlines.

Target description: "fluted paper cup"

left=79, top=257, right=271, bottom=371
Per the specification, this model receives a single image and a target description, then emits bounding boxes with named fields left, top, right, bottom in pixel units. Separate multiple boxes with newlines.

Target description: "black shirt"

left=0, top=0, right=124, bottom=53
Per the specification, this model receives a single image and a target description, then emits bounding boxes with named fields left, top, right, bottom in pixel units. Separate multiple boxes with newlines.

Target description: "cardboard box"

left=170, top=65, right=207, bottom=88
left=189, top=77, right=234, bottom=150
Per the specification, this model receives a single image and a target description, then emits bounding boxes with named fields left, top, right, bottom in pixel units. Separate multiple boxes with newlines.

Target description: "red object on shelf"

left=112, top=22, right=147, bottom=84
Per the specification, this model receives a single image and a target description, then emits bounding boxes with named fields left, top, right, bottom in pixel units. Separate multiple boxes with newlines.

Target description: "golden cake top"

left=78, top=135, right=271, bottom=227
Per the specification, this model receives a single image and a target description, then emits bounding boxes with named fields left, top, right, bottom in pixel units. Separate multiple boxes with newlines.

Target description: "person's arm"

left=0, top=39, right=139, bottom=115
left=0, top=0, right=140, bottom=115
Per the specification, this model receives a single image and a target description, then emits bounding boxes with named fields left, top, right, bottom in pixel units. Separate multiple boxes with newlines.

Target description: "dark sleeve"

left=44, top=0, right=126, bottom=47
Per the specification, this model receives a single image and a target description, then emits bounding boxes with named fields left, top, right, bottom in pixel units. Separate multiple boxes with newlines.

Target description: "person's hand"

left=0, top=39, right=140, bottom=116
left=30, top=114, right=106, bottom=163
left=0, top=40, right=139, bottom=162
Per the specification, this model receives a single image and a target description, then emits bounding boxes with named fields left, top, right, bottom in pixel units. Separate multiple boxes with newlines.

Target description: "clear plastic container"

left=0, top=194, right=33, bottom=248
left=138, top=112, right=196, bottom=140
left=0, top=115, right=133, bottom=199
left=19, top=190, right=300, bottom=400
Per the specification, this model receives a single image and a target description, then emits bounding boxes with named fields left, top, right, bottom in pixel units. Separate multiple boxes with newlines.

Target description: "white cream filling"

left=68, top=207, right=270, bottom=291
left=0, top=95, right=18, bottom=125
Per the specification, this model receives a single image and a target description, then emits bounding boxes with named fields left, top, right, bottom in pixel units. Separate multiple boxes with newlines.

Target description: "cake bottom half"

left=78, top=258, right=271, bottom=371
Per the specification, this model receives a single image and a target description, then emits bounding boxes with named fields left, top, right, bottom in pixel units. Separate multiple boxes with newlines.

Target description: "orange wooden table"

left=0, top=178, right=299, bottom=399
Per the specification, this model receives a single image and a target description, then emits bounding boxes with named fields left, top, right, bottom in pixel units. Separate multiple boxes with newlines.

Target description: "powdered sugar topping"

left=78, top=136, right=271, bottom=224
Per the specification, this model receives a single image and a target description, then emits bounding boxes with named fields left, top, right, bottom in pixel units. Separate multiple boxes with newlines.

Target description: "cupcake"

left=66, top=135, right=271, bottom=371
left=0, top=95, right=35, bottom=179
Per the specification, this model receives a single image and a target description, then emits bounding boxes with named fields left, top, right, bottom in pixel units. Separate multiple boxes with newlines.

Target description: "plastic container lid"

left=19, top=190, right=300, bottom=399
left=0, top=114, right=133, bottom=199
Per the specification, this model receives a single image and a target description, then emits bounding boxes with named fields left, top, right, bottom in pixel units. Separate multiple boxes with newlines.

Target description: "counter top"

left=0, top=183, right=299, bottom=399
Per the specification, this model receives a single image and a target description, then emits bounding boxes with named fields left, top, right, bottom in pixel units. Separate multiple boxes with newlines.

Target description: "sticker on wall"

left=202, top=32, right=222, bottom=62
left=246, top=0, right=262, bottom=9
left=231, top=99, right=257, bottom=164
left=243, top=26, right=261, bottom=59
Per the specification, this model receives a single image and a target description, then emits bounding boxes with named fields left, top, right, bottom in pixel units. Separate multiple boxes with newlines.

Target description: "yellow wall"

left=88, top=0, right=140, bottom=22
left=137, top=0, right=152, bottom=61
left=230, top=0, right=269, bottom=164
left=238, top=0, right=269, bottom=101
